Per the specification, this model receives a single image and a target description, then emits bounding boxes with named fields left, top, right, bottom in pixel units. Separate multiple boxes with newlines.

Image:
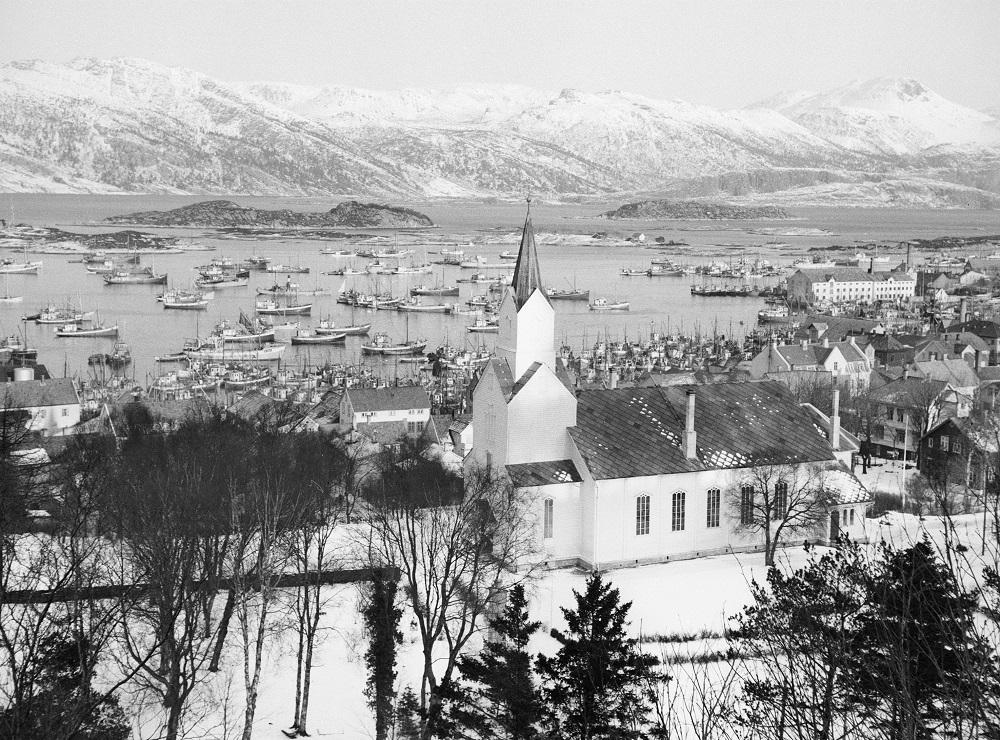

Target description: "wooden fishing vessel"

left=411, top=284, right=459, bottom=297
left=466, top=316, right=500, bottom=333
left=104, top=268, right=167, bottom=285
left=55, top=322, right=118, bottom=337
left=255, top=298, right=313, bottom=316
left=291, top=330, right=347, bottom=345
left=361, top=332, right=427, bottom=356
left=267, top=264, right=310, bottom=274
left=396, top=299, right=452, bottom=313
left=315, top=318, right=371, bottom=335
left=589, top=298, right=630, bottom=311
left=184, top=338, right=285, bottom=362
left=545, top=287, right=590, bottom=301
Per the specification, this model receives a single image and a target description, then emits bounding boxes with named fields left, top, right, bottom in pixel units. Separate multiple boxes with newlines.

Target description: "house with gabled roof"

left=341, top=385, right=431, bottom=446
left=746, top=336, right=873, bottom=392
left=1, top=378, right=80, bottom=436
left=468, top=203, right=870, bottom=570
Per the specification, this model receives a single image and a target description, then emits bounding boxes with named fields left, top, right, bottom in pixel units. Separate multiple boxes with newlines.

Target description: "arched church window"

left=706, top=488, right=721, bottom=528
left=773, top=481, right=788, bottom=519
left=543, top=498, right=554, bottom=539
left=740, top=484, right=755, bottom=525
left=635, top=494, right=650, bottom=536
left=671, top=491, right=686, bottom=531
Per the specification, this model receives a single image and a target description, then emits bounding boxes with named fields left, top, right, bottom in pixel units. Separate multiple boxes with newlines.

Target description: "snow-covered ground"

left=125, top=460, right=994, bottom=738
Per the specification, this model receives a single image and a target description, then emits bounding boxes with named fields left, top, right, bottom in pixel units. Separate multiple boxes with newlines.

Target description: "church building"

left=468, top=204, right=870, bottom=570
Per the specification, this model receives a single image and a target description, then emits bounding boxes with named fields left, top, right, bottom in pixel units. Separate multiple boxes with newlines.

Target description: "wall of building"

left=506, top=368, right=576, bottom=465
left=28, top=403, right=80, bottom=435
left=469, top=365, right=509, bottom=470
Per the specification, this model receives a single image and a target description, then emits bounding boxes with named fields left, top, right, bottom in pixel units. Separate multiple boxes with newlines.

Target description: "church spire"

left=511, top=197, right=548, bottom=308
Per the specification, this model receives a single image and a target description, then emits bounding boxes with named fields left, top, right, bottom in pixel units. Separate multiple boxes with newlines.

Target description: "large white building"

left=469, top=205, right=870, bottom=570
left=786, top=267, right=915, bottom=306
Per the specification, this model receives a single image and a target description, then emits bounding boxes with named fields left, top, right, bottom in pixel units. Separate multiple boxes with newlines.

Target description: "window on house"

left=61, top=408, right=68, bottom=417
left=406, top=420, right=423, bottom=434
left=706, top=488, right=721, bottom=528
left=954, top=442, right=962, bottom=455
left=896, top=408, right=905, bottom=422
left=928, top=437, right=934, bottom=448
left=636, top=494, right=650, bottom=536
left=850, top=509, right=856, bottom=525
left=543, top=498, right=554, bottom=539
left=671, top=491, right=685, bottom=531
left=740, top=484, right=755, bottom=525
left=773, top=481, right=788, bottom=519
left=941, top=435, right=949, bottom=452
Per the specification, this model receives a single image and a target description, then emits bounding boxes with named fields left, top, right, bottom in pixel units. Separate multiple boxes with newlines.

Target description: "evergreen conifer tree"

left=536, top=572, right=662, bottom=740
left=450, top=583, right=543, bottom=739
left=362, top=571, right=403, bottom=740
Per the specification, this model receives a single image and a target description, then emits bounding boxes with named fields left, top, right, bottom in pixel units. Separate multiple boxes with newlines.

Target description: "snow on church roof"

left=568, top=381, right=836, bottom=480
left=506, top=459, right=582, bottom=487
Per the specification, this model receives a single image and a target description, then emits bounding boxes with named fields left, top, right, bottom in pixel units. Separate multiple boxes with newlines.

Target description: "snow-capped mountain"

left=1, top=57, right=998, bottom=206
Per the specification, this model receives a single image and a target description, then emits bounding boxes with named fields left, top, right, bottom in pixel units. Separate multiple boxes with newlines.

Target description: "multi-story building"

left=786, top=267, right=916, bottom=306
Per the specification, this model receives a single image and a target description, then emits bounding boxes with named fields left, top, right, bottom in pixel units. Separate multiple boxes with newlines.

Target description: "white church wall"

left=506, top=368, right=577, bottom=465
left=527, top=481, right=584, bottom=568
left=512, top=290, right=555, bottom=378
left=469, top=364, right=509, bottom=470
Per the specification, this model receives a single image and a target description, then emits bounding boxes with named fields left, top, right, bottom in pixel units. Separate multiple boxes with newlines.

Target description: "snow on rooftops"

left=569, top=381, right=836, bottom=480
left=506, top=459, right=582, bottom=488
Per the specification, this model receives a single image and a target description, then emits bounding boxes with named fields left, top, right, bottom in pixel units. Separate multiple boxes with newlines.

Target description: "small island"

left=600, top=199, right=788, bottom=220
left=104, top=200, right=436, bottom=228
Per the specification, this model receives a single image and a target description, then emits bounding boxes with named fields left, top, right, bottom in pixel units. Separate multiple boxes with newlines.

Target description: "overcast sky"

left=3, top=0, right=999, bottom=109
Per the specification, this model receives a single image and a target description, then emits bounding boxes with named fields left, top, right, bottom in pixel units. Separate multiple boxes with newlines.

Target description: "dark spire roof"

left=511, top=198, right=548, bottom=308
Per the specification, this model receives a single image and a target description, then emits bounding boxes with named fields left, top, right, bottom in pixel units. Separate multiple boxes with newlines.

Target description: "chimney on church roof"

left=511, top=197, right=548, bottom=309
left=684, top=389, right=698, bottom=460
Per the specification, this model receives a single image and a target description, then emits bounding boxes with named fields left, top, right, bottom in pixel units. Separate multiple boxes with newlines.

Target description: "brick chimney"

left=684, top=389, right=698, bottom=460
left=831, top=388, right=841, bottom=450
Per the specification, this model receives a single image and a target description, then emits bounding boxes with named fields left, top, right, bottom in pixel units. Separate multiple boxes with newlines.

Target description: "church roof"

left=511, top=202, right=549, bottom=309
left=568, top=381, right=836, bottom=480
left=506, top=459, right=582, bottom=487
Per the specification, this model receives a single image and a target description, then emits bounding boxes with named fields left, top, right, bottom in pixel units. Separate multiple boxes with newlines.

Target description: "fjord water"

left=3, top=194, right=999, bottom=383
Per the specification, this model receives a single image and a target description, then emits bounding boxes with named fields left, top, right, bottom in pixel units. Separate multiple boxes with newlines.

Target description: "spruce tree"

left=362, top=571, right=403, bottom=740
left=847, top=538, right=996, bottom=739
left=451, top=583, right=543, bottom=739
left=536, top=572, right=662, bottom=740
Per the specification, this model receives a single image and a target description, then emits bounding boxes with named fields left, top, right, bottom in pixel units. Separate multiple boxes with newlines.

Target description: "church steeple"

left=511, top=197, right=548, bottom=308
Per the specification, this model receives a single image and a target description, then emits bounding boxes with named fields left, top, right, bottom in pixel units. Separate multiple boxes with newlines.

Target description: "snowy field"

left=126, top=461, right=992, bottom=739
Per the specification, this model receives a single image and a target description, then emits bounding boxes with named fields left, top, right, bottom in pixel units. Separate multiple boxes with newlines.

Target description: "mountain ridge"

left=1, top=57, right=998, bottom=207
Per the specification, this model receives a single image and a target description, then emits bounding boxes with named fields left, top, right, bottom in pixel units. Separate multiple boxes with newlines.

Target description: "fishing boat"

left=55, top=322, right=118, bottom=338
left=361, top=332, right=427, bottom=356
left=589, top=298, right=630, bottom=311
left=184, top=338, right=286, bottom=362
left=545, top=287, right=590, bottom=301
left=325, top=265, right=367, bottom=276
left=396, top=299, right=453, bottom=313
left=163, top=292, right=209, bottom=310
left=498, top=250, right=517, bottom=260
left=88, top=341, right=132, bottom=369
left=457, top=272, right=507, bottom=284
left=244, top=255, right=271, bottom=270
left=320, top=247, right=353, bottom=256
left=373, top=247, right=414, bottom=259
left=466, top=316, right=500, bottom=333
left=459, top=256, right=515, bottom=269
left=256, top=282, right=329, bottom=297
left=647, top=265, right=684, bottom=277
left=267, top=263, right=310, bottom=274
left=255, top=298, right=313, bottom=316
left=213, top=313, right=276, bottom=344
left=291, top=329, right=347, bottom=345
left=104, top=267, right=167, bottom=285
left=221, top=366, right=272, bottom=390
left=620, top=267, right=648, bottom=277
left=31, top=304, right=91, bottom=324
left=195, top=274, right=249, bottom=289
left=315, top=318, right=371, bottom=335
left=410, top=284, right=459, bottom=297
left=757, top=304, right=790, bottom=323
left=0, top=248, right=42, bottom=274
